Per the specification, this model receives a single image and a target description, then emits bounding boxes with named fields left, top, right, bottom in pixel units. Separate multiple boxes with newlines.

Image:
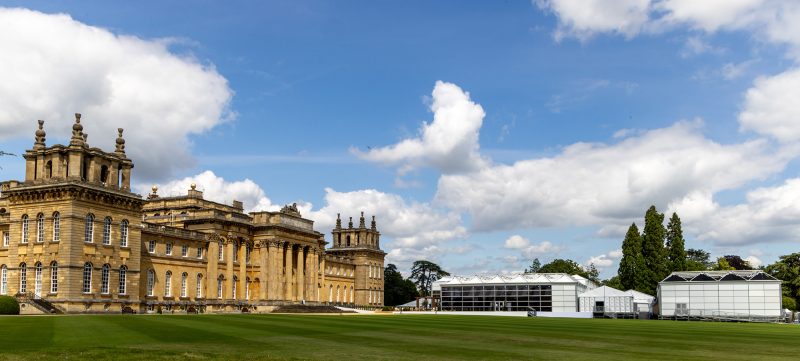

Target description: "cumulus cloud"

left=682, top=178, right=800, bottom=245
left=536, top=0, right=651, bottom=41
left=353, top=81, right=488, bottom=175
left=503, top=235, right=562, bottom=259
left=739, top=68, right=800, bottom=143
left=586, top=249, right=623, bottom=269
left=0, top=8, right=233, bottom=180
left=138, top=170, right=277, bottom=212
left=436, top=120, right=788, bottom=231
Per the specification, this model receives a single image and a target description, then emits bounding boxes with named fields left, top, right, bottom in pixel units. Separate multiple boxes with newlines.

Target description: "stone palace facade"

left=0, top=115, right=385, bottom=313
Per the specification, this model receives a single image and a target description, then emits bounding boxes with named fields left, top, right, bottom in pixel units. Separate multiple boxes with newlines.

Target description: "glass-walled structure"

left=433, top=274, right=596, bottom=312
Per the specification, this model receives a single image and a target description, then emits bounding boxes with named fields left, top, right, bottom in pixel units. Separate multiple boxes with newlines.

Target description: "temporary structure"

left=578, top=286, right=654, bottom=314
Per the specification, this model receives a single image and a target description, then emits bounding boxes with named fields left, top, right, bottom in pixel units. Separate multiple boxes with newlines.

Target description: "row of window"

left=147, top=240, right=204, bottom=259
left=13, top=213, right=129, bottom=247
left=143, top=270, right=253, bottom=300
left=368, top=264, right=382, bottom=279
left=0, top=262, right=106, bottom=296
left=326, top=265, right=354, bottom=277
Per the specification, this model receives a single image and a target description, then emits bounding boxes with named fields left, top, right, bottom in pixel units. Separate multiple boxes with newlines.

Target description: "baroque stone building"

left=0, top=115, right=385, bottom=313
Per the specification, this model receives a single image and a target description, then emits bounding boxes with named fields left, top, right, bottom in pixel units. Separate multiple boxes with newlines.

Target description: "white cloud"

left=680, top=36, right=722, bottom=58
left=720, top=61, right=754, bottom=80
left=139, top=170, right=277, bottom=213
left=0, top=8, right=233, bottom=180
left=436, top=120, right=788, bottom=231
left=536, top=0, right=651, bottom=41
left=586, top=249, right=622, bottom=269
left=503, top=235, right=562, bottom=259
left=686, top=178, right=800, bottom=245
left=353, top=81, right=488, bottom=175
left=653, top=0, right=764, bottom=32
left=745, top=255, right=763, bottom=268
left=740, top=68, right=800, bottom=143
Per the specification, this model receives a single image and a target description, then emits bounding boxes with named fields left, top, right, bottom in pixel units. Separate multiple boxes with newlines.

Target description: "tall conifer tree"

left=666, top=212, right=687, bottom=272
left=618, top=223, right=642, bottom=291
left=641, top=205, right=667, bottom=295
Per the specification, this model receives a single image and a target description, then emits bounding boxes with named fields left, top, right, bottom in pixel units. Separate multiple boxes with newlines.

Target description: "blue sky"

left=1, top=1, right=800, bottom=277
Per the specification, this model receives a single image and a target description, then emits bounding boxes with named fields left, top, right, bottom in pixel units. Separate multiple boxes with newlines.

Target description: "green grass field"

left=0, top=314, right=798, bottom=360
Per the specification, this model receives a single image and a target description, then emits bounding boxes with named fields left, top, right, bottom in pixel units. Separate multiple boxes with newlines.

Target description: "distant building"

left=432, top=273, right=596, bottom=312
left=0, top=116, right=385, bottom=314
left=658, top=270, right=782, bottom=321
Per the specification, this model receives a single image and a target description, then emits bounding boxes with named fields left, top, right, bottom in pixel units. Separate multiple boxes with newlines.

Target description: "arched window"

left=146, top=269, right=155, bottom=296
left=82, top=263, right=92, bottom=293
left=100, top=165, right=109, bottom=184
left=84, top=214, right=94, bottom=243
left=245, top=246, right=251, bottom=264
left=343, top=286, right=348, bottom=304
left=196, top=274, right=203, bottom=298
left=119, top=266, right=127, bottom=295
left=100, top=264, right=110, bottom=294
left=119, top=220, right=128, bottom=247
left=329, top=285, right=333, bottom=302
left=34, top=262, right=42, bottom=297
left=336, top=285, right=340, bottom=303
left=346, top=235, right=350, bottom=247
left=102, top=217, right=112, bottom=245
left=50, top=262, right=58, bottom=294
left=45, top=160, right=52, bottom=178
left=0, top=265, right=7, bottom=295
left=218, top=241, right=224, bottom=261
left=232, top=276, right=238, bottom=299
left=164, top=271, right=172, bottom=297
left=21, top=215, right=29, bottom=244
left=180, top=272, right=188, bottom=298
left=52, top=212, right=60, bottom=242
left=245, top=277, right=250, bottom=300
left=19, top=262, right=27, bottom=293
left=350, top=286, right=354, bottom=303
left=36, top=213, right=44, bottom=243
left=217, top=276, right=224, bottom=299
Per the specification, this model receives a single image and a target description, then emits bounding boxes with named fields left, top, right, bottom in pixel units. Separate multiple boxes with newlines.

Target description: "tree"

left=409, top=260, right=450, bottom=297
left=602, top=276, right=623, bottom=290
left=640, top=205, right=668, bottom=295
left=686, top=248, right=712, bottom=271
left=723, top=255, right=751, bottom=270
left=539, top=259, right=599, bottom=283
left=765, top=252, right=800, bottom=311
left=618, top=223, right=643, bottom=291
left=666, top=213, right=687, bottom=272
left=524, top=258, right=541, bottom=273
left=383, top=264, right=418, bottom=306
left=712, top=257, right=735, bottom=271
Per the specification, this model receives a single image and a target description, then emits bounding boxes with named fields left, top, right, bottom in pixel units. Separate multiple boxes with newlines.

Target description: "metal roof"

left=433, top=273, right=595, bottom=291
left=660, top=270, right=779, bottom=283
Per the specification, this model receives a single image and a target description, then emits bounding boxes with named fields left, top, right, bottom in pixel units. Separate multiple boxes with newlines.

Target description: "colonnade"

left=205, top=234, right=323, bottom=303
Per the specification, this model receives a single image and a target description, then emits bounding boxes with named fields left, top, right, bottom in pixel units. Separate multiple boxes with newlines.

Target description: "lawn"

left=0, top=314, right=798, bottom=360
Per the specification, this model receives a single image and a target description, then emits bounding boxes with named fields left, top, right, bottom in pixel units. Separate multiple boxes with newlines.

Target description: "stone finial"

left=34, top=120, right=46, bottom=149
left=335, top=213, right=342, bottom=230
left=359, top=211, right=366, bottom=228
left=147, top=185, right=159, bottom=200
left=70, top=113, right=84, bottom=146
left=348, top=217, right=353, bottom=229
left=190, top=182, right=196, bottom=190
left=371, top=215, right=377, bottom=230
left=115, top=128, right=126, bottom=153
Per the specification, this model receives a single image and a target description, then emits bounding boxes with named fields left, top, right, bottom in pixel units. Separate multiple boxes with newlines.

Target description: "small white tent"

left=578, top=286, right=654, bottom=314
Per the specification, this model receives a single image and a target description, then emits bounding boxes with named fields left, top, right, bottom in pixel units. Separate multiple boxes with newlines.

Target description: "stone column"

left=258, top=241, right=268, bottom=300
left=295, top=245, right=306, bottom=301
left=284, top=243, right=293, bottom=301
left=226, top=239, right=235, bottom=299
left=320, top=255, right=326, bottom=303
left=238, top=242, right=247, bottom=300
left=267, top=241, right=277, bottom=300
left=207, top=237, right=219, bottom=299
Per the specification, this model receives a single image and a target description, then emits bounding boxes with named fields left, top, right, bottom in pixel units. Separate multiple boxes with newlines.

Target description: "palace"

left=0, top=115, right=385, bottom=313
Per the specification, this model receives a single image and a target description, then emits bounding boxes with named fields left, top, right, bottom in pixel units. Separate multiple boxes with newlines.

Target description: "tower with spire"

left=327, top=211, right=385, bottom=306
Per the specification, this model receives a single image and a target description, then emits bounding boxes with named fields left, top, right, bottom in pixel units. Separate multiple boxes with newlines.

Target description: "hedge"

left=0, top=295, right=19, bottom=315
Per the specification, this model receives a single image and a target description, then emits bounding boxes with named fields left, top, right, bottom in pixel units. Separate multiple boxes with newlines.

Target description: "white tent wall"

left=579, top=295, right=634, bottom=313
left=659, top=282, right=781, bottom=317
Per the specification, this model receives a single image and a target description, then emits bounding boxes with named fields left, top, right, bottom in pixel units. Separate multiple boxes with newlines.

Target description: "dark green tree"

left=602, top=275, right=623, bottom=290
left=723, top=255, right=751, bottom=270
left=409, top=260, right=450, bottom=297
left=665, top=213, right=687, bottom=272
left=765, top=252, right=800, bottom=311
left=618, top=223, right=643, bottom=291
left=524, top=258, right=541, bottom=273
left=640, top=205, right=667, bottom=295
left=712, top=257, right=735, bottom=271
left=539, top=259, right=599, bottom=283
left=686, top=248, right=712, bottom=270
left=383, top=264, right=418, bottom=306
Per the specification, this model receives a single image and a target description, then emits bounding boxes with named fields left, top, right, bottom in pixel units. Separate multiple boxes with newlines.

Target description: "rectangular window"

left=52, top=214, right=60, bottom=242
left=233, top=246, right=238, bottom=262
left=21, top=216, right=29, bottom=244
left=2, top=232, right=8, bottom=247
left=148, top=240, right=156, bottom=253
left=119, top=268, right=127, bottom=295
left=19, top=265, right=27, bottom=293
left=181, top=244, right=188, bottom=257
left=246, top=247, right=251, bottom=264
left=197, top=247, right=203, bottom=259
left=50, top=263, right=58, bottom=293
left=119, top=221, right=128, bottom=247
left=1, top=267, right=7, bottom=294
left=218, top=243, right=224, bottom=261
left=166, top=242, right=173, bottom=256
